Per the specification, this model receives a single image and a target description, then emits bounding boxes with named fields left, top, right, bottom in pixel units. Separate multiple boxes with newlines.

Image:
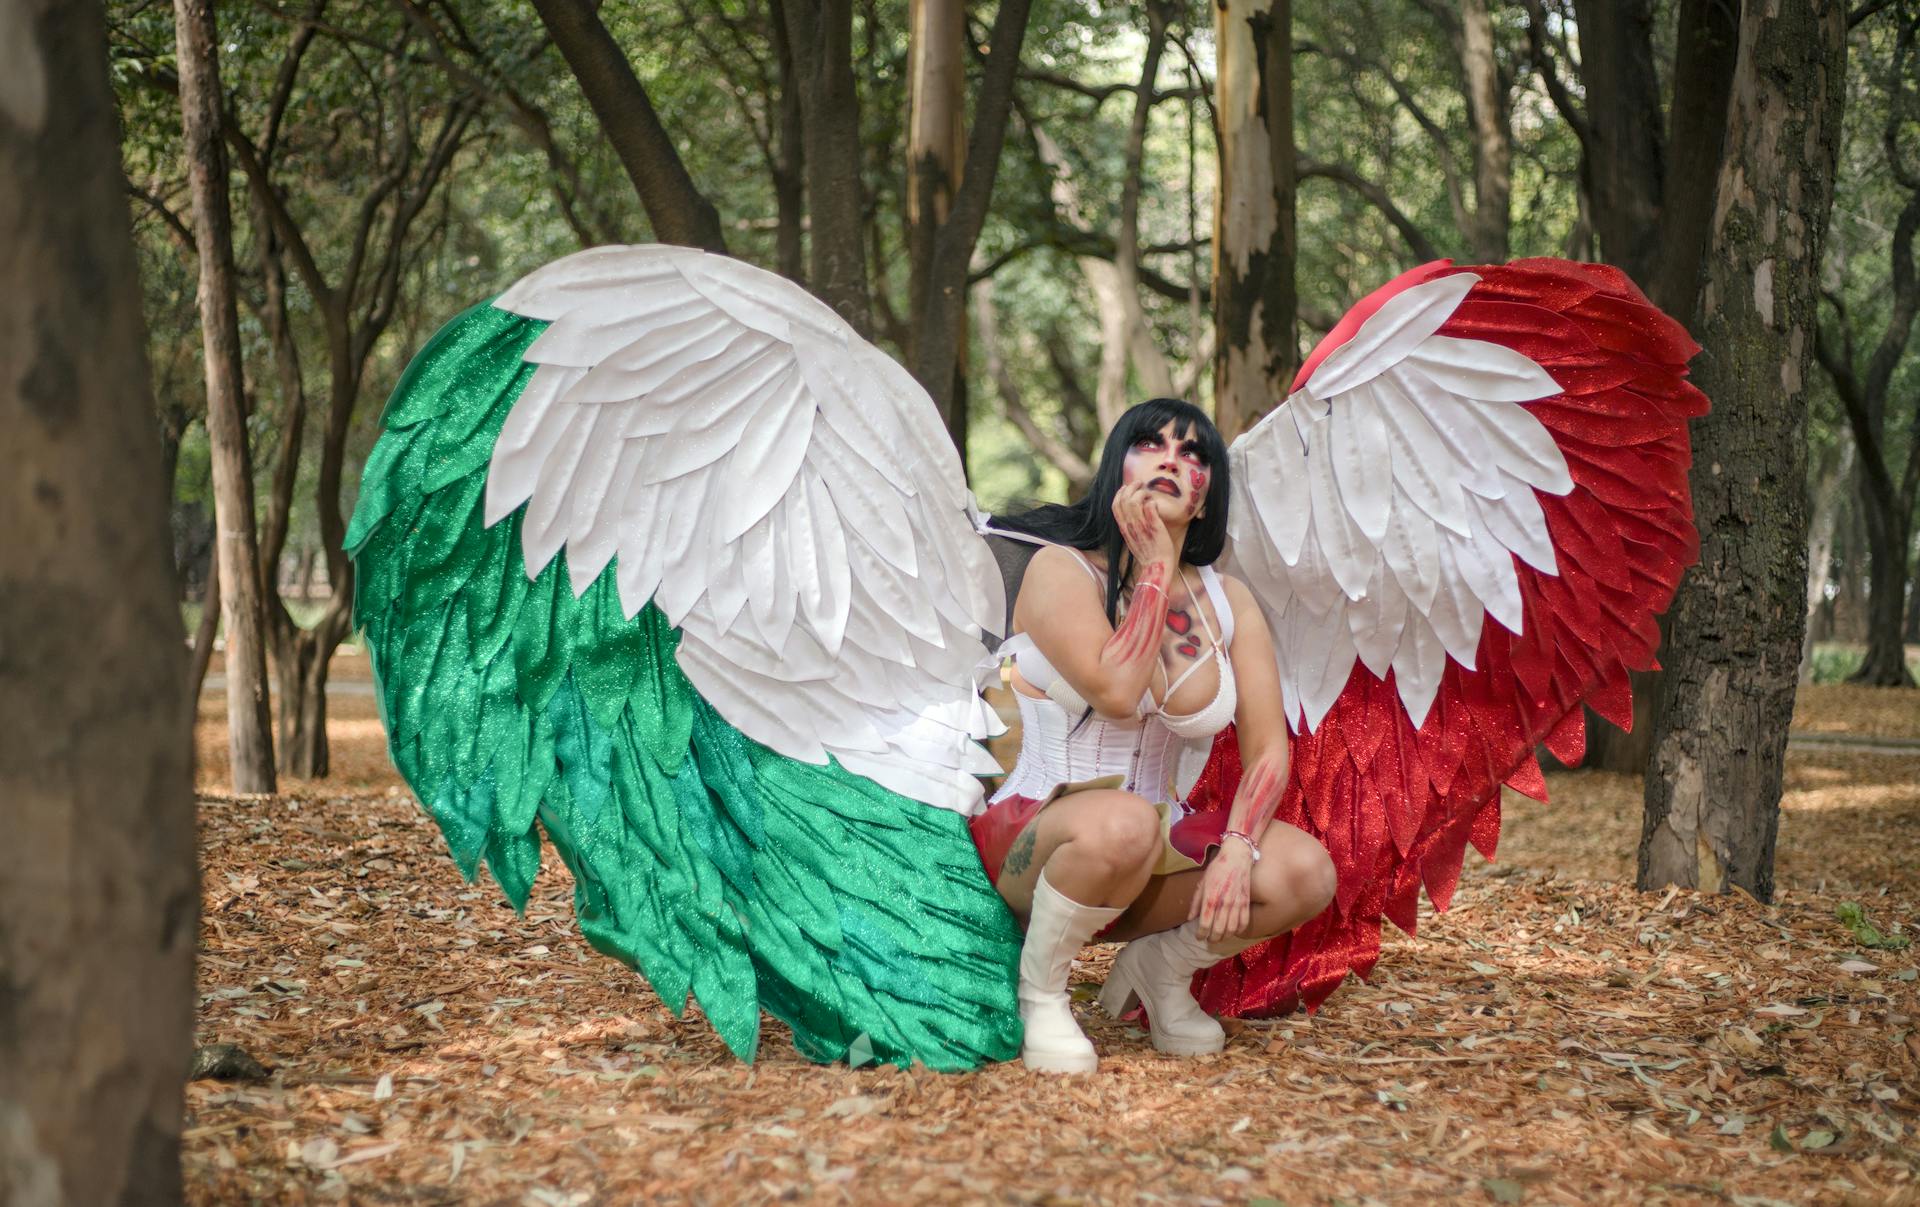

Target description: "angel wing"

left=347, top=245, right=1020, bottom=1069
left=1195, top=258, right=1707, bottom=1016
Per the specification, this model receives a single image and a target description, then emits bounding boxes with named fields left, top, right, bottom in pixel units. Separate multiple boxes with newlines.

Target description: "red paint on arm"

left=1227, top=754, right=1288, bottom=840
left=1102, top=560, right=1171, bottom=666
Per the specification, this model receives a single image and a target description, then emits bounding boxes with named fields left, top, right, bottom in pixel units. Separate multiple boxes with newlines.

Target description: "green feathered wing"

left=346, top=300, right=1021, bottom=1070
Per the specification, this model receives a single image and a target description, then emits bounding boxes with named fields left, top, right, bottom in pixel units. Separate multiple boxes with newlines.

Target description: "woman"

left=977, top=397, right=1338, bottom=1074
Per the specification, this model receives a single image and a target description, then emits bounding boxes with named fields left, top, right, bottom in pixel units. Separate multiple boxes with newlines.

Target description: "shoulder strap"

left=1066, top=548, right=1107, bottom=588
left=1199, top=565, right=1236, bottom=647
left=986, top=522, right=1106, bottom=589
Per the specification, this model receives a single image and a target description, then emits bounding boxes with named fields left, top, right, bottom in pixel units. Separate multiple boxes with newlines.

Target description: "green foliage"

left=1836, top=901, right=1912, bottom=951
left=113, top=1, right=1912, bottom=609
left=1807, top=643, right=1920, bottom=684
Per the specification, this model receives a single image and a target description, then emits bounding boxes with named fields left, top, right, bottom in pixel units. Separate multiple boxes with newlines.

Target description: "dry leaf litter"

left=184, top=650, right=1920, bottom=1204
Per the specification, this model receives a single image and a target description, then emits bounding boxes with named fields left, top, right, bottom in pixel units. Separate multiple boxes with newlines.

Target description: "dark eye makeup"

left=1132, top=429, right=1208, bottom=465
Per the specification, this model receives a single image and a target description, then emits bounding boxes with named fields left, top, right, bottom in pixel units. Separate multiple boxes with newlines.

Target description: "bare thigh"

left=1103, top=821, right=1331, bottom=941
left=993, top=788, right=1157, bottom=925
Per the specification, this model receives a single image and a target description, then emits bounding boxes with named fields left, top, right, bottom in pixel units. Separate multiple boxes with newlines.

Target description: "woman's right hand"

left=1112, top=482, right=1178, bottom=568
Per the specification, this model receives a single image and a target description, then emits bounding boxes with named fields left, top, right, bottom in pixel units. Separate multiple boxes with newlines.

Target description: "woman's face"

left=1120, top=419, right=1212, bottom=522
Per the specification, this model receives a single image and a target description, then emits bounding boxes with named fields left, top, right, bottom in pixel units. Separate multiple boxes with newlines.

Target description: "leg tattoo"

left=1004, top=826, right=1039, bottom=877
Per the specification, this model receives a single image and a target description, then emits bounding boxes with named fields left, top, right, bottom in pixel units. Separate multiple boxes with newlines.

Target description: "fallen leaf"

left=823, top=1095, right=882, bottom=1119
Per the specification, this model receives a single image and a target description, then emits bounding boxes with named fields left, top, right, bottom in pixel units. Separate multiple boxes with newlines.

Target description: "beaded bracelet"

left=1222, top=829, right=1261, bottom=862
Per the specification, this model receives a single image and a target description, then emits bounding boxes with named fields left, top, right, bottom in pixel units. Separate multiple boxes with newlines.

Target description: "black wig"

left=990, top=397, right=1230, bottom=632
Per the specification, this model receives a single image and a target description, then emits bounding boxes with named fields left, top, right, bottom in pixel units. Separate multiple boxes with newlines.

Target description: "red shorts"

left=969, top=780, right=1234, bottom=886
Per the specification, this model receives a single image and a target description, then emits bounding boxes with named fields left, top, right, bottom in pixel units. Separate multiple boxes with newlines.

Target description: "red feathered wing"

left=1189, top=258, right=1707, bottom=1017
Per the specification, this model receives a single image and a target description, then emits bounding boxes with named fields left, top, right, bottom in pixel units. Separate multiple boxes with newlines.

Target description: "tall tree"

left=1, top=2, right=197, bottom=1199
left=1295, top=0, right=1519, bottom=267
left=1029, top=118, right=1175, bottom=434
left=907, top=0, right=968, bottom=450
left=1801, top=433, right=1856, bottom=676
left=670, top=0, right=805, bottom=274
left=1092, top=2, right=1177, bottom=431
left=1457, top=0, right=1512, bottom=262
left=530, top=0, right=727, bottom=251
left=1538, top=0, right=1742, bottom=314
left=217, top=29, right=480, bottom=776
left=1526, top=0, right=1744, bottom=771
left=1814, top=4, right=1920, bottom=687
left=1640, top=0, right=1849, bottom=898
left=394, top=0, right=626, bottom=247
left=174, top=0, right=276, bottom=792
left=1213, top=0, right=1297, bottom=441
left=784, top=0, right=871, bottom=333
left=905, top=0, right=1036, bottom=442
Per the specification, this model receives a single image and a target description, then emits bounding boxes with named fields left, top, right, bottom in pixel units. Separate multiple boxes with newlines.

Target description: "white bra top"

left=997, top=550, right=1238, bottom=740
left=981, top=540, right=1239, bottom=809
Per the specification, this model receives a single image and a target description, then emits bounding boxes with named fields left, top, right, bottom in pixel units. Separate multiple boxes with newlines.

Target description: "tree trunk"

left=270, top=334, right=361, bottom=777
left=1031, top=123, right=1175, bottom=435
left=188, top=551, right=220, bottom=707
left=1097, top=3, right=1175, bottom=426
left=1853, top=505, right=1917, bottom=684
left=1650, top=0, right=1743, bottom=317
left=1570, top=0, right=1663, bottom=280
left=1459, top=0, right=1512, bottom=263
left=1574, top=0, right=1742, bottom=773
left=906, top=0, right=1034, bottom=443
left=1640, top=0, right=1848, bottom=899
left=907, top=0, right=967, bottom=451
left=1213, top=0, right=1298, bottom=442
left=784, top=0, right=871, bottom=335
left=975, top=278, right=1095, bottom=491
left=1801, top=437, right=1854, bottom=677
left=271, top=615, right=346, bottom=778
left=1814, top=29, right=1920, bottom=683
left=1905, top=547, right=1920, bottom=643
left=1833, top=495, right=1870, bottom=641
left=1539, top=0, right=1740, bottom=314
left=176, top=0, right=276, bottom=793
left=769, top=0, right=805, bottom=282
left=530, top=0, right=727, bottom=252
left=1, top=4, right=198, bottom=1200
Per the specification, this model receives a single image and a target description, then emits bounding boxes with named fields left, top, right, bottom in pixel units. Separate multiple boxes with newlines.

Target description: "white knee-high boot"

left=1019, top=871, right=1125, bottom=1073
left=1097, top=920, right=1261, bottom=1056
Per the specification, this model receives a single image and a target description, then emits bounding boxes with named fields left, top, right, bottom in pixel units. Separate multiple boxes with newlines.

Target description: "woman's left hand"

left=1191, top=842, right=1253, bottom=945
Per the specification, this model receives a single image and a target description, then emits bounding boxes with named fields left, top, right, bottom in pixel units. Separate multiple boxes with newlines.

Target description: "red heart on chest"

left=1165, top=610, right=1192, bottom=635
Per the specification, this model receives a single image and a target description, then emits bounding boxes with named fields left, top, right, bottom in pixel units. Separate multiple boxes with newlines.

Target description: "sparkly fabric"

left=346, top=301, right=1022, bottom=1070
left=1191, top=259, right=1707, bottom=1019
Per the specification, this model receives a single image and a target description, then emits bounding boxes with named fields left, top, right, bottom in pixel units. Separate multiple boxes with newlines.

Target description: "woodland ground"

left=185, top=650, right=1920, bottom=1205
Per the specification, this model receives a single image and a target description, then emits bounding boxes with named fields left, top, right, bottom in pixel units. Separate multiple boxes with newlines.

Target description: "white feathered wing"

left=1223, top=272, right=1575, bottom=732
left=483, top=245, right=1005, bottom=814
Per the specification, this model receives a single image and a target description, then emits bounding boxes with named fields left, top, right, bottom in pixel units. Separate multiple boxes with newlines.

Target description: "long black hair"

left=991, top=398, right=1231, bottom=632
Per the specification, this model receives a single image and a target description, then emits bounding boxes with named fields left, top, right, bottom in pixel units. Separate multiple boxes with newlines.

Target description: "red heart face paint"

left=1186, top=466, right=1210, bottom=516
left=1123, top=420, right=1213, bottom=517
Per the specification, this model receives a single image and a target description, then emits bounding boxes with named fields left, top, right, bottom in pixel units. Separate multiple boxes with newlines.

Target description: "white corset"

left=991, top=692, right=1211, bottom=808
left=976, top=533, right=1235, bottom=810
